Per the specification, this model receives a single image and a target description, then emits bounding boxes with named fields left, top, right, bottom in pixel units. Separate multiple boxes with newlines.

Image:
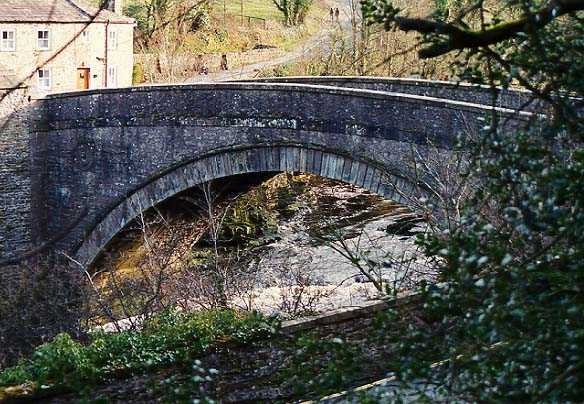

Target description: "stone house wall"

left=0, top=87, right=29, bottom=126
left=0, top=22, right=133, bottom=96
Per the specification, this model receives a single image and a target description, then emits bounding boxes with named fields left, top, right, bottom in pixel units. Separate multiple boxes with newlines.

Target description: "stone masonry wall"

left=31, top=82, right=526, bottom=266
left=0, top=87, right=29, bottom=124
left=242, top=76, right=544, bottom=112
left=0, top=88, right=35, bottom=262
left=0, top=21, right=133, bottom=96
left=0, top=80, right=531, bottom=266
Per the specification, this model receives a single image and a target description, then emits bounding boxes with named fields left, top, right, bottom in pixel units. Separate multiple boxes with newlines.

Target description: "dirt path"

left=188, top=0, right=353, bottom=83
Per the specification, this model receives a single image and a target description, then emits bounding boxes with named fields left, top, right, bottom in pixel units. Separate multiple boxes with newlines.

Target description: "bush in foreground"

left=0, top=309, right=278, bottom=393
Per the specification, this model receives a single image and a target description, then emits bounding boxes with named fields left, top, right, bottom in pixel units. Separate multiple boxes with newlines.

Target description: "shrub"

left=357, top=0, right=584, bottom=400
left=132, top=63, right=145, bottom=84
left=0, top=309, right=279, bottom=394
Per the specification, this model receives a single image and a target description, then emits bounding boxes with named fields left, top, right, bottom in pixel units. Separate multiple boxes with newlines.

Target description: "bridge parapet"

left=234, top=76, right=544, bottom=112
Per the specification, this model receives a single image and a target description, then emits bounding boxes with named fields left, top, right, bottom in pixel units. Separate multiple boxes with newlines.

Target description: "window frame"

left=81, top=29, right=90, bottom=43
left=107, top=29, right=117, bottom=50
left=37, top=68, right=52, bottom=90
left=0, top=29, right=16, bottom=51
left=107, top=65, right=117, bottom=87
left=37, top=29, right=50, bottom=51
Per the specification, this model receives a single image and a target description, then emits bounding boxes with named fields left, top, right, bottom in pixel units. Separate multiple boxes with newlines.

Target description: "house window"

left=81, top=30, right=89, bottom=43
left=0, top=29, right=16, bottom=51
left=107, top=29, right=117, bottom=50
left=38, top=68, right=51, bottom=90
left=107, top=66, right=117, bottom=87
left=37, top=30, right=50, bottom=50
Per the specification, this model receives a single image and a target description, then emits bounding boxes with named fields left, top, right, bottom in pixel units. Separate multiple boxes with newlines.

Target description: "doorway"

left=77, top=68, right=90, bottom=90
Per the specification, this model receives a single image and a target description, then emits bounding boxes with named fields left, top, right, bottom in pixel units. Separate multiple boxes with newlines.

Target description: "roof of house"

left=0, top=0, right=134, bottom=24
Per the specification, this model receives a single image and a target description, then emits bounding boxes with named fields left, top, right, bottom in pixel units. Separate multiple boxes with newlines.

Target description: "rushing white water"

left=98, top=173, right=438, bottom=321
left=230, top=175, right=437, bottom=316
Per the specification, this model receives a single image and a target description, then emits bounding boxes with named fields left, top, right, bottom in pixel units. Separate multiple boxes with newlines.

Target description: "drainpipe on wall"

left=105, top=20, right=110, bottom=88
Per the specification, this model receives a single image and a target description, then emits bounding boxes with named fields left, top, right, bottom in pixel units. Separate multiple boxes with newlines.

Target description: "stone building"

left=0, top=0, right=134, bottom=97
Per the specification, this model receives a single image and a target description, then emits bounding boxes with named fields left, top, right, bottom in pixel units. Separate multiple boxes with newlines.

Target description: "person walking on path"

left=334, top=8, right=339, bottom=23
left=329, top=8, right=334, bottom=23
left=220, top=54, right=229, bottom=71
left=194, top=54, right=203, bottom=73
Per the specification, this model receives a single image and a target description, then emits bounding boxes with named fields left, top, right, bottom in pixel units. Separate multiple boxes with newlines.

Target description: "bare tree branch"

left=376, top=0, right=584, bottom=58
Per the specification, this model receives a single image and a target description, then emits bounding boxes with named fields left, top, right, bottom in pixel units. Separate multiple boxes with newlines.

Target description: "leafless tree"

left=386, top=141, right=474, bottom=233
left=314, top=218, right=437, bottom=297
left=81, top=178, right=266, bottom=329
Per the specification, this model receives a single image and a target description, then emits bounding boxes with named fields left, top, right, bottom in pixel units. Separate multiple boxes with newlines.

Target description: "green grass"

left=211, top=0, right=283, bottom=22
left=90, top=0, right=283, bottom=23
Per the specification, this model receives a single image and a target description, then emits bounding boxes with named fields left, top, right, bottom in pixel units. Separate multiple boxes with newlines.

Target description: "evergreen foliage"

left=360, top=0, right=584, bottom=400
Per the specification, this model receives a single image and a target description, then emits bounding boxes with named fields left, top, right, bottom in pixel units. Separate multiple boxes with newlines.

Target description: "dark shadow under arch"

left=75, top=145, right=423, bottom=267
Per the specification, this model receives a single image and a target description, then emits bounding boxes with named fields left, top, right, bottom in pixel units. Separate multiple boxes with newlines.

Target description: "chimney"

left=106, top=0, right=123, bottom=15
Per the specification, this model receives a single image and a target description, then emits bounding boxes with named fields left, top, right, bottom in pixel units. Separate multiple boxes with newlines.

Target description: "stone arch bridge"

left=0, top=77, right=532, bottom=268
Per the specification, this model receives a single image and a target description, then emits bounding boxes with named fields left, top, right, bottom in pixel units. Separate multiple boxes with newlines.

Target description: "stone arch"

left=75, top=144, right=422, bottom=268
